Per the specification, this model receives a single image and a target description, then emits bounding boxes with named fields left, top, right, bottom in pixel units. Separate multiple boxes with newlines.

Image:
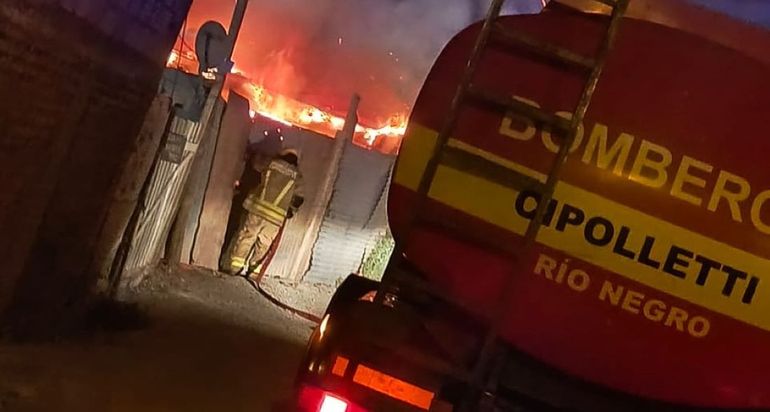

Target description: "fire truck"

left=295, top=0, right=770, bottom=410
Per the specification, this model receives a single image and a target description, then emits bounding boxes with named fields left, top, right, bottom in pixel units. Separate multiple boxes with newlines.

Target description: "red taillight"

left=319, top=393, right=349, bottom=412
left=298, top=385, right=365, bottom=412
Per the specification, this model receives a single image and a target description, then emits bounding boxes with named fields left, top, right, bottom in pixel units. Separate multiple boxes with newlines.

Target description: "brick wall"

left=0, top=0, right=190, bottom=337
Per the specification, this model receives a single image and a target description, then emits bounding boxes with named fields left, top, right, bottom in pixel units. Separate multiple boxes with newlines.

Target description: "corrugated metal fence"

left=123, top=117, right=203, bottom=272
left=303, top=141, right=395, bottom=284
left=117, top=84, right=396, bottom=287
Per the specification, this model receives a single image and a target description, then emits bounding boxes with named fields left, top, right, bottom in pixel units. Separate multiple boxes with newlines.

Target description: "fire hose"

left=245, top=223, right=322, bottom=324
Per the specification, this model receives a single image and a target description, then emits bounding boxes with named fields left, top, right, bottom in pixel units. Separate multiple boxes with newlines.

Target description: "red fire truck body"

left=296, top=2, right=770, bottom=411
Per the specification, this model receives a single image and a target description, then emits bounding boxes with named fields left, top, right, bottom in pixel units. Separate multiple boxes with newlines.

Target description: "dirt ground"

left=0, top=265, right=315, bottom=412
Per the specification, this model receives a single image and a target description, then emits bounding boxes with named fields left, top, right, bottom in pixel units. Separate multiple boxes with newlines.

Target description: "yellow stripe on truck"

left=395, top=125, right=770, bottom=332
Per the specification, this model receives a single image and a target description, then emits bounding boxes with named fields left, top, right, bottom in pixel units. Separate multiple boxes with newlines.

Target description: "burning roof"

left=173, top=0, right=544, bottom=153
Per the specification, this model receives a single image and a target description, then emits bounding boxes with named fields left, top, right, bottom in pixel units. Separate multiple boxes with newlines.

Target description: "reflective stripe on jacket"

left=243, top=159, right=299, bottom=225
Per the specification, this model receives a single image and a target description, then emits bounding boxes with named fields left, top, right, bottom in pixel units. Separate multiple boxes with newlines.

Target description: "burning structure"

left=170, top=0, right=767, bottom=155
left=169, top=0, right=546, bottom=153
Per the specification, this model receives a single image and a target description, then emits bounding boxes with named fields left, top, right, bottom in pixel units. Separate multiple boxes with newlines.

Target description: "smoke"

left=185, top=0, right=542, bottom=124
left=184, top=0, right=770, bottom=124
left=338, top=0, right=543, bottom=106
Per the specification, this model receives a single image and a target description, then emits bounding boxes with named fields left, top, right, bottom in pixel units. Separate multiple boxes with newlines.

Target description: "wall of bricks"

left=0, top=0, right=190, bottom=337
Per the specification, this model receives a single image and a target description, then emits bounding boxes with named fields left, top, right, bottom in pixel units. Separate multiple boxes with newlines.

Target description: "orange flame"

left=167, top=47, right=406, bottom=154
left=243, top=82, right=406, bottom=148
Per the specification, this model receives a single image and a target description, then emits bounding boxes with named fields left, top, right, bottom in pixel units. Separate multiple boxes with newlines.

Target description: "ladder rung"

left=492, top=24, right=596, bottom=72
left=466, top=85, right=572, bottom=135
left=442, top=145, right=546, bottom=195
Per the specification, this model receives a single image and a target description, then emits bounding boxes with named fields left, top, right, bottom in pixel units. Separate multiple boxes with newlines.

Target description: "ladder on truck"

left=376, top=0, right=631, bottom=409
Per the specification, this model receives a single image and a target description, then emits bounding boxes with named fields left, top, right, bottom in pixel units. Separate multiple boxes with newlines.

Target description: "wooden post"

left=165, top=0, right=250, bottom=264
left=284, top=94, right=360, bottom=283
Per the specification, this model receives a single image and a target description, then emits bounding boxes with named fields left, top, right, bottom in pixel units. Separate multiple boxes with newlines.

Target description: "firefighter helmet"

left=279, top=148, right=300, bottom=165
left=280, top=148, right=299, bottom=159
left=280, top=148, right=298, bottom=157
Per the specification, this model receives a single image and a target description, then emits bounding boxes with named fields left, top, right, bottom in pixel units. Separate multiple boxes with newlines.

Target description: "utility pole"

left=197, top=0, right=250, bottom=137
left=164, top=0, right=251, bottom=265
left=226, top=0, right=249, bottom=54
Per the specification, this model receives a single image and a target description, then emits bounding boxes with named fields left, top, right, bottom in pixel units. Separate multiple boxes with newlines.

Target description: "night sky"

left=689, top=0, right=770, bottom=27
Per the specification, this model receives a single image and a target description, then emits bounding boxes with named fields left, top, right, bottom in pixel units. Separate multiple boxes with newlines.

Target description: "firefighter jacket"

left=243, top=158, right=304, bottom=225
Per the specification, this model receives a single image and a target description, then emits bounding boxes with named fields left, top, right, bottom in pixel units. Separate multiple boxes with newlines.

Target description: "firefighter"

left=227, top=147, right=304, bottom=275
left=220, top=128, right=284, bottom=271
